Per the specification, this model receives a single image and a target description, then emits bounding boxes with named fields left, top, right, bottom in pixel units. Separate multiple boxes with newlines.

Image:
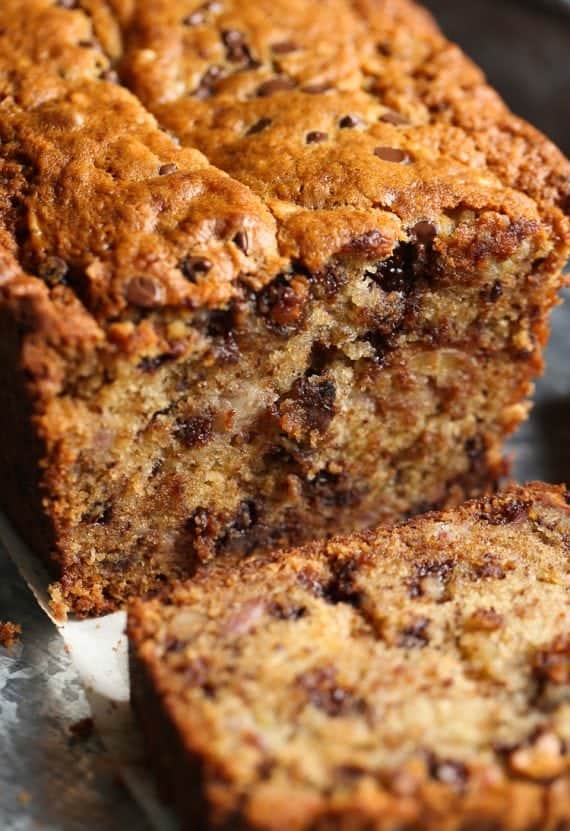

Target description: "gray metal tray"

left=1, top=1, right=568, bottom=828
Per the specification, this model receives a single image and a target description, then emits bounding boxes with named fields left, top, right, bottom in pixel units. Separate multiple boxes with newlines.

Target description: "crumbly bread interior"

left=129, top=483, right=570, bottom=831
left=0, top=0, right=568, bottom=615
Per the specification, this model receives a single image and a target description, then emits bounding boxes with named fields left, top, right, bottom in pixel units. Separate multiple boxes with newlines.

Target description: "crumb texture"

left=0, top=621, right=21, bottom=649
left=0, top=1, right=568, bottom=615
left=129, top=483, right=570, bottom=831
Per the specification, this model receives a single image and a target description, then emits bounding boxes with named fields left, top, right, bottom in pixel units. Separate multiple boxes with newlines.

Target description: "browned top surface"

left=129, top=482, right=570, bottom=830
left=0, top=0, right=568, bottom=328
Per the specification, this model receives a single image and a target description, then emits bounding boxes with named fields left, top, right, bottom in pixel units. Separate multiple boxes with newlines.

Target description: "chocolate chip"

left=302, top=82, right=333, bottom=94
left=339, top=114, right=361, bottom=128
left=271, top=41, right=299, bottom=54
left=39, top=256, right=68, bottom=286
left=180, top=256, right=212, bottom=281
left=398, top=618, right=430, bottom=648
left=473, top=554, right=506, bottom=581
left=125, top=276, right=165, bottom=308
left=487, top=280, right=503, bottom=302
left=412, top=220, right=437, bottom=246
left=342, top=229, right=386, bottom=254
left=233, top=229, right=250, bottom=254
left=279, top=377, right=337, bottom=436
left=182, top=10, right=204, bottom=25
left=257, top=274, right=306, bottom=334
left=297, top=666, right=363, bottom=717
left=56, top=0, right=78, bottom=7
left=100, top=69, right=119, bottom=83
left=194, top=65, right=226, bottom=99
left=158, top=163, right=178, bottom=176
left=374, top=146, right=410, bottom=163
left=138, top=353, right=176, bottom=373
left=257, top=77, right=296, bottom=96
left=78, top=39, right=95, bottom=49
left=479, top=498, right=529, bottom=526
left=174, top=412, right=214, bottom=448
left=306, top=130, right=328, bottom=144
left=246, top=117, right=272, bottom=135
left=379, top=110, right=409, bottom=126
left=221, top=29, right=251, bottom=63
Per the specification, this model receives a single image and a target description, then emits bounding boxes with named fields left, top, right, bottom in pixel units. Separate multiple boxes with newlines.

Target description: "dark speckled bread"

left=128, top=483, right=570, bottom=831
left=0, top=0, right=568, bottom=616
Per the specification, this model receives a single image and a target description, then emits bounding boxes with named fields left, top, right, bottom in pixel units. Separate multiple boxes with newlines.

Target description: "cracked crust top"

left=0, top=0, right=568, bottom=334
left=129, top=482, right=570, bottom=830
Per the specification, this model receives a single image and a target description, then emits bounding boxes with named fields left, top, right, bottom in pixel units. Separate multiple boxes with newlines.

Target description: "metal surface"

left=1, top=1, right=569, bottom=829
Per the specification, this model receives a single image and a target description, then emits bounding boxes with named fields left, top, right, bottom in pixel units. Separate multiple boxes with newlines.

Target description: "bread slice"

left=128, top=483, right=570, bottom=831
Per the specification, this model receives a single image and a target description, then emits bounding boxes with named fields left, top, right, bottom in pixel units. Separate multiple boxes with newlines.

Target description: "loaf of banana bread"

left=128, top=483, right=570, bottom=831
left=0, top=0, right=569, bottom=616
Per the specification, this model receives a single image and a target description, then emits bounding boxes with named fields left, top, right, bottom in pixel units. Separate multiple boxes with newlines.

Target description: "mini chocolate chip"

left=379, top=110, right=409, bottom=126
left=78, top=39, right=95, bottom=49
left=182, top=10, right=204, bottom=25
left=339, top=114, right=361, bottom=128
left=302, top=82, right=332, bottom=94
left=180, top=256, right=212, bottom=282
left=100, top=69, right=119, bottom=83
left=221, top=29, right=251, bottom=63
left=488, top=280, right=503, bottom=302
left=56, top=0, right=78, bottom=7
left=39, top=256, right=68, bottom=286
left=257, top=77, right=296, bottom=96
left=233, top=230, right=250, bottom=254
left=125, top=276, right=165, bottom=308
left=246, top=117, right=272, bottom=135
left=398, top=618, right=430, bottom=648
left=306, top=130, right=328, bottom=144
left=271, top=41, right=299, bottom=54
left=374, top=146, right=410, bottom=163
left=195, top=65, right=226, bottom=99
left=159, top=163, right=178, bottom=176
left=412, top=220, right=437, bottom=246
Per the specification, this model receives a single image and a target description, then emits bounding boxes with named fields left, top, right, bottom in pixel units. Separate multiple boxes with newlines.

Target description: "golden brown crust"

left=0, top=1, right=568, bottom=617
left=128, top=483, right=570, bottom=831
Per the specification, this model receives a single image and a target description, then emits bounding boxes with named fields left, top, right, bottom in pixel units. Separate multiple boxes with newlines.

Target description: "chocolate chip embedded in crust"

left=379, top=110, right=409, bottom=126
left=125, top=276, right=165, bottom=308
left=158, top=163, right=178, bottom=176
left=233, top=229, right=250, bottom=254
left=56, top=0, right=78, bottom=8
left=342, top=229, right=387, bottom=255
left=339, top=114, right=362, bottom=128
left=100, top=69, right=119, bottom=83
left=306, top=130, right=328, bottom=144
left=271, top=41, right=299, bottom=54
left=246, top=117, right=272, bottom=135
left=479, top=498, right=530, bottom=526
left=374, top=146, right=410, bottom=163
left=180, top=255, right=212, bottom=282
left=257, top=77, right=296, bottom=96
left=194, top=65, right=226, bottom=99
left=38, top=256, right=68, bottom=286
left=221, top=29, right=251, bottom=63
left=412, top=221, right=437, bottom=246
left=182, top=10, right=204, bottom=25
